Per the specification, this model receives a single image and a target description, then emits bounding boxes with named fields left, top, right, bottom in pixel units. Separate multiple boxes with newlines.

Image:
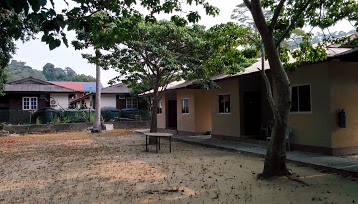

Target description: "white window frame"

left=290, top=84, right=312, bottom=114
left=182, top=98, right=189, bottom=114
left=126, top=97, right=138, bottom=109
left=218, top=93, right=231, bottom=114
left=22, top=97, right=38, bottom=110
left=157, top=101, right=162, bottom=114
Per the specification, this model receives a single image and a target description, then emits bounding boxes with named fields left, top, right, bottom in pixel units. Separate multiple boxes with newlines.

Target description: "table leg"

left=145, top=135, right=148, bottom=152
left=169, top=136, right=171, bottom=153
left=159, top=137, right=161, bottom=150
left=156, top=137, right=158, bottom=153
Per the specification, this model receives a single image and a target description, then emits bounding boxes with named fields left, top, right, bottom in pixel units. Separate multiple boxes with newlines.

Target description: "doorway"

left=167, top=100, right=177, bottom=129
left=243, top=91, right=261, bottom=136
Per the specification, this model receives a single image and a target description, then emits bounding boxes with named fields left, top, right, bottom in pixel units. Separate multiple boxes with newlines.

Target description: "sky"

left=13, top=0, right=238, bottom=86
left=13, top=0, right=355, bottom=87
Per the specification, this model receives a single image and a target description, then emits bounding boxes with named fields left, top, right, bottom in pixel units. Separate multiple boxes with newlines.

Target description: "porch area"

left=172, top=134, right=358, bottom=175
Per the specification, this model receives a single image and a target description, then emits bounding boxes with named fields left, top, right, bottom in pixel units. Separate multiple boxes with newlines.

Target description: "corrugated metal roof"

left=49, top=81, right=103, bottom=92
left=5, top=77, right=75, bottom=93
left=101, top=83, right=130, bottom=94
left=70, top=83, right=131, bottom=103
left=9, top=77, right=52, bottom=85
left=140, top=46, right=357, bottom=95
left=5, top=84, right=75, bottom=93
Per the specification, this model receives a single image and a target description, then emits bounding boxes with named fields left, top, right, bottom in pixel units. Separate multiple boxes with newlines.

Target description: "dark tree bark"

left=244, top=0, right=291, bottom=177
left=150, top=86, right=159, bottom=133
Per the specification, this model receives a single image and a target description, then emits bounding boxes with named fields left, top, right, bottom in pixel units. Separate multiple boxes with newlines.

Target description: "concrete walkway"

left=136, top=129, right=358, bottom=176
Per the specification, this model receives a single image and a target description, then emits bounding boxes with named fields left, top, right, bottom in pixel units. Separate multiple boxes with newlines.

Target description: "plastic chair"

left=260, top=121, right=273, bottom=140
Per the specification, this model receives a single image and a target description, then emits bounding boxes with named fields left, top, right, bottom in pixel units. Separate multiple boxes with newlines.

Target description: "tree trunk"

left=246, top=0, right=291, bottom=178
left=148, top=85, right=159, bottom=144
left=92, top=49, right=101, bottom=133
left=150, top=90, right=158, bottom=133
left=261, top=31, right=291, bottom=178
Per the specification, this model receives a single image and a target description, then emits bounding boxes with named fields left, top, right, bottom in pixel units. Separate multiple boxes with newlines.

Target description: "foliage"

left=5, top=60, right=46, bottom=81
left=101, top=110, right=117, bottom=122
left=5, top=60, right=95, bottom=82
left=82, top=19, right=257, bottom=91
left=51, top=115, right=61, bottom=124
left=41, top=63, right=95, bottom=81
left=1, top=0, right=219, bottom=95
left=61, top=110, right=95, bottom=123
left=36, top=117, right=41, bottom=125
left=76, top=17, right=257, bottom=132
left=285, top=35, right=328, bottom=70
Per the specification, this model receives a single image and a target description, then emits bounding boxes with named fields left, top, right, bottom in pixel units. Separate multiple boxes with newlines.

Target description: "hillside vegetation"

left=5, top=60, right=96, bottom=82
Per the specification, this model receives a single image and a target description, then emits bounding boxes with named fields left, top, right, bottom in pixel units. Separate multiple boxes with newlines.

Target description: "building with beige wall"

left=153, top=46, right=357, bottom=156
left=210, top=49, right=358, bottom=155
left=286, top=59, right=358, bottom=155
left=157, top=87, right=212, bottom=135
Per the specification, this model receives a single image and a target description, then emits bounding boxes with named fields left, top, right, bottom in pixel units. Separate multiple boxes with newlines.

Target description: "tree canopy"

left=75, top=16, right=257, bottom=132
left=0, top=0, right=219, bottom=94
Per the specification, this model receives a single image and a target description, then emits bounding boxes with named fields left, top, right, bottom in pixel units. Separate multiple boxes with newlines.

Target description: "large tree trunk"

left=246, top=0, right=291, bottom=178
left=92, top=50, right=101, bottom=133
left=261, top=36, right=291, bottom=177
left=150, top=88, right=159, bottom=133
left=148, top=86, right=159, bottom=144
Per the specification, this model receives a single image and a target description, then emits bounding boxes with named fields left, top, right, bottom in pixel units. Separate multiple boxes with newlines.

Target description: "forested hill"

left=5, top=60, right=96, bottom=82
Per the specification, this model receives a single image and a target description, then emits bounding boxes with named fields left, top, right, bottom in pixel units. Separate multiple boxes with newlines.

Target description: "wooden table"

left=144, top=132, right=173, bottom=153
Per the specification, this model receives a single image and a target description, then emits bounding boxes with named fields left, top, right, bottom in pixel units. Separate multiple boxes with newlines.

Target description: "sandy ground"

left=0, top=129, right=357, bottom=204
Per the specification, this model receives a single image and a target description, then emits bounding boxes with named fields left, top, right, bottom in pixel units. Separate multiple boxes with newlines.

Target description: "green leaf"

left=39, top=0, right=47, bottom=6
left=124, top=0, right=136, bottom=7
left=56, top=15, right=66, bottom=29
left=187, top=11, right=200, bottom=23
left=49, top=39, right=61, bottom=50
left=61, top=32, right=69, bottom=47
left=41, top=34, right=49, bottom=42
left=28, top=0, right=40, bottom=13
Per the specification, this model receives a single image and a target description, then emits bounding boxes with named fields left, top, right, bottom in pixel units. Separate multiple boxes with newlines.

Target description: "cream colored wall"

left=157, top=95, right=166, bottom=129
left=194, top=90, right=212, bottom=133
left=175, top=89, right=212, bottom=133
left=50, top=93, right=69, bottom=110
left=176, top=89, right=195, bottom=132
left=286, top=63, right=331, bottom=148
left=84, top=98, right=91, bottom=108
left=101, top=94, right=116, bottom=108
left=211, top=78, right=240, bottom=137
left=328, top=62, right=358, bottom=149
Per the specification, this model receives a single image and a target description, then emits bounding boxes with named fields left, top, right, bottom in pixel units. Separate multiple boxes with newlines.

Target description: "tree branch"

left=275, top=0, right=312, bottom=46
left=243, top=0, right=252, bottom=11
left=269, top=0, right=287, bottom=32
left=258, top=45, right=281, bottom=124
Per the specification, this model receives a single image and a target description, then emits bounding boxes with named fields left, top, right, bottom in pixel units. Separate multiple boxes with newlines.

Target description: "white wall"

left=101, top=94, right=116, bottom=108
left=50, top=93, right=69, bottom=110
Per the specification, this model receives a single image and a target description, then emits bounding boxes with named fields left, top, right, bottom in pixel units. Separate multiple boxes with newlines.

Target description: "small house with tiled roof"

left=70, top=83, right=147, bottom=110
left=0, top=77, right=76, bottom=124
left=49, top=81, right=103, bottom=102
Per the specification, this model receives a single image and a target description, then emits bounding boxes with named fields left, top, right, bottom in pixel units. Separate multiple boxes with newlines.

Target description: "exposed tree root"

left=257, top=169, right=292, bottom=180
left=286, top=176, right=310, bottom=186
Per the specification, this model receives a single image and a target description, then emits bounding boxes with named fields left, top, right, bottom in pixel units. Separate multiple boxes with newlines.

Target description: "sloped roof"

left=70, top=83, right=131, bottom=104
left=101, top=83, right=130, bottom=94
left=5, top=77, right=75, bottom=93
left=140, top=46, right=357, bottom=95
left=49, top=81, right=103, bottom=92
left=8, top=77, right=52, bottom=85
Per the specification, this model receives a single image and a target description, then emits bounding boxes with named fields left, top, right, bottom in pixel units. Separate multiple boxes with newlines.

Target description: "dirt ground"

left=0, top=129, right=357, bottom=204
